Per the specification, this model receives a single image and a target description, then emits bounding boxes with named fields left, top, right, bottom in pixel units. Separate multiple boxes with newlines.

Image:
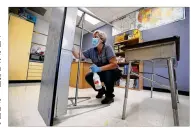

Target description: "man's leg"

left=85, top=72, right=106, bottom=98
left=99, top=70, right=115, bottom=104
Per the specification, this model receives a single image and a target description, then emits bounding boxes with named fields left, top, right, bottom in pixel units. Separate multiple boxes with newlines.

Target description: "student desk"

left=121, top=36, right=180, bottom=126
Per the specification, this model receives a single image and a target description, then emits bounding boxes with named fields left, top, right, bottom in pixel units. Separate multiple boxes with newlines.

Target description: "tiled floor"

left=9, top=83, right=190, bottom=127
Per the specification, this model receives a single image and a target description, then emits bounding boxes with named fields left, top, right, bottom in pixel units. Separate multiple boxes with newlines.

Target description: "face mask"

left=92, top=38, right=99, bottom=47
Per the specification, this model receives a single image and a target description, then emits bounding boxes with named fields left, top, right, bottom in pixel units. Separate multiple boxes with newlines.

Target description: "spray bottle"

left=93, top=72, right=102, bottom=90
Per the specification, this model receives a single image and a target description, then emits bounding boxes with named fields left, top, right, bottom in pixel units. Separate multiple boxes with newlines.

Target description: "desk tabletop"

left=122, top=36, right=180, bottom=61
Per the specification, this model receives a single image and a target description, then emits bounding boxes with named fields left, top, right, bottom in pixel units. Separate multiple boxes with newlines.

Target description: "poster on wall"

left=136, top=7, right=185, bottom=31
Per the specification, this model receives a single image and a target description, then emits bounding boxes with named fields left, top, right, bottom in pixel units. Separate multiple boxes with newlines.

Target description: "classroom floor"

left=9, top=83, right=190, bottom=127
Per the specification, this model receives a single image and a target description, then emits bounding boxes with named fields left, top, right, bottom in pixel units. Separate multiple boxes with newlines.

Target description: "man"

left=72, top=30, right=121, bottom=104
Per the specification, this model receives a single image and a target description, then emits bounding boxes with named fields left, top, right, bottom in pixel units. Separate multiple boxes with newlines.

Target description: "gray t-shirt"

left=83, top=44, right=116, bottom=66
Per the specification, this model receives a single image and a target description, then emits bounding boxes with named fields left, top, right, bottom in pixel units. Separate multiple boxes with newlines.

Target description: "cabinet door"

left=9, top=15, right=34, bottom=80
left=69, top=62, right=83, bottom=88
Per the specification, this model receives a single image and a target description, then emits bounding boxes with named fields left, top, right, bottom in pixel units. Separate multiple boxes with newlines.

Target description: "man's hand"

left=90, top=64, right=101, bottom=73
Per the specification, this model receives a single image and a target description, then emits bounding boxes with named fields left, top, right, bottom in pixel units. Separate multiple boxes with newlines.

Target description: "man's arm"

left=100, top=57, right=118, bottom=71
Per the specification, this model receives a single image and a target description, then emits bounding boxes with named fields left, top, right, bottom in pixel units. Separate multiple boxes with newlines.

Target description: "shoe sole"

left=96, top=94, right=105, bottom=99
left=96, top=96, right=103, bottom=99
left=101, top=99, right=114, bottom=104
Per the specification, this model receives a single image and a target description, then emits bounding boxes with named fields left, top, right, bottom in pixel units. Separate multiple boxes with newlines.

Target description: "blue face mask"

left=92, top=38, right=99, bottom=47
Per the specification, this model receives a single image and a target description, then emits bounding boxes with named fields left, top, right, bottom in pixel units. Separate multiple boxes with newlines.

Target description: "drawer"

left=28, top=72, right=42, bottom=77
left=28, top=69, right=43, bottom=73
left=27, top=76, right=42, bottom=80
left=28, top=65, right=43, bottom=70
left=29, top=62, right=44, bottom=66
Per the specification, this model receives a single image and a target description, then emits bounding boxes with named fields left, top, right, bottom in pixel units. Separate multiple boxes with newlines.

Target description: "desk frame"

left=122, top=59, right=179, bottom=126
left=121, top=36, right=180, bottom=126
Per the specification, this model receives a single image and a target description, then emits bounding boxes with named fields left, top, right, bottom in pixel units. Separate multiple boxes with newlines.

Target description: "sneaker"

left=111, top=94, right=115, bottom=98
left=101, top=97, right=114, bottom=104
left=96, top=91, right=104, bottom=98
left=96, top=87, right=105, bottom=98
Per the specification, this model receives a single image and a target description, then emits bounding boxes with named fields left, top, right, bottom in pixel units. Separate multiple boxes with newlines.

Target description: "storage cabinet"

left=27, top=62, right=44, bottom=80
left=70, top=62, right=92, bottom=89
left=9, top=15, right=34, bottom=80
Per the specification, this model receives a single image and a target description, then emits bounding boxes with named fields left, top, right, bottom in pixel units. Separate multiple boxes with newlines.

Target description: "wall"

left=82, top=7, right=189, bottom=92
left=82, top=25, right=113, bottom=50
left=142, top=7, right=190, bottom=92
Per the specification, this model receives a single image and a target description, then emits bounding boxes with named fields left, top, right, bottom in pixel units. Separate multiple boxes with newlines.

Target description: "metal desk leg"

left=167, top=58, right=179, bottom=126
left=173, top=68, right=179, bottom=103
left=150, top=60, right=154, bottom=98
left=122, top=61, right=132, bottom=120
left=176, top=88, right=179, bottom=103
left=74, top=13, right=85, bottom=106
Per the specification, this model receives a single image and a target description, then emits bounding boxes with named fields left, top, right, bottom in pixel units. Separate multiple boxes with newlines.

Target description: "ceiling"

left=27, top=7, right=141, bottom=35
left=76, top=7, right=141, bottom=35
